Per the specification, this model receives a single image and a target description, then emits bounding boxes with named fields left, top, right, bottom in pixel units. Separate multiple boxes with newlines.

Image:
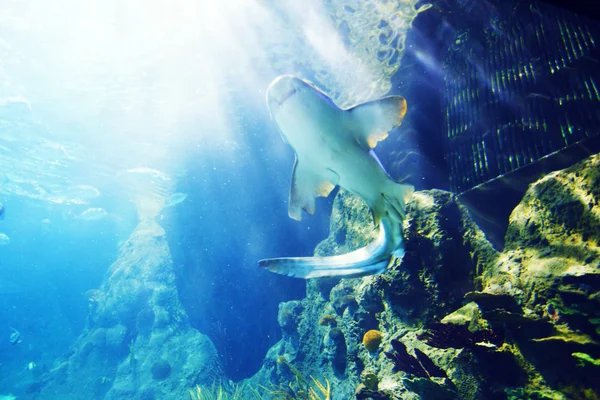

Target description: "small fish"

left=0, top=233, right=9, bottom=245
left=259, top=75, right=414, bottom=278
left=76, top=208, right=108, bottom=221
left=0, top=201, right=4, bottom=220
left=26, top=361, right=36, bottom=371
left=9, top=327, right=21, bottom=345
left=164, top=192, right=187, bottom=208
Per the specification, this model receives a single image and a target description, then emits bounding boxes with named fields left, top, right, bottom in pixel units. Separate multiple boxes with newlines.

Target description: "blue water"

left=10, top=0, right=597, bottom=396
left=0, top=0, right=429, bottom=393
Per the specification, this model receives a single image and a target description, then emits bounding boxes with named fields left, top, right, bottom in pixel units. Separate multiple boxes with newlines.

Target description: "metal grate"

left=443, top=0, right=600, bottom=193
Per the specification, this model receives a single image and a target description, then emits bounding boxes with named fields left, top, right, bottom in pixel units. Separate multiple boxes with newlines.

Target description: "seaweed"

left=257, top=358, right=331, bottom=400
left=189, top=382, right=247, bottom=400
left=384, top=339, right=444, bottom=379
left=417, top=322, right=499, bottom=349
left=414, top=348, right=447, bottom=378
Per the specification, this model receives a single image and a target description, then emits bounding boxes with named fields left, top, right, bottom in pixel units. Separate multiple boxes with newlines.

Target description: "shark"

left=258, top=75, right=415, bottom=279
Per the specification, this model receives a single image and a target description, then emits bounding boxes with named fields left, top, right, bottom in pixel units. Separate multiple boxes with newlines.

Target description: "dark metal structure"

left=437, top=0, right=600, bottom=246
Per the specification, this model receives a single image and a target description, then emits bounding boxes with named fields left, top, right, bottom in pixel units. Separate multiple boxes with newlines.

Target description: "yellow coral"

left=362, top=330, right=383, bottom=352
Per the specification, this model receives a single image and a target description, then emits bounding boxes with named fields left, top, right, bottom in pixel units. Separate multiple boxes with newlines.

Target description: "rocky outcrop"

left=247, top=154, right=600, bottom=400
left=33, top=219, right=223, bottom=400
left=245, top=188, right=497, bottom=399
left=471, top=154, right=600, bottom=398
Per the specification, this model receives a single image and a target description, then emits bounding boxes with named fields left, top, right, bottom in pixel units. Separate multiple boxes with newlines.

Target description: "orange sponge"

left=362, top=330, right=383, bottom=352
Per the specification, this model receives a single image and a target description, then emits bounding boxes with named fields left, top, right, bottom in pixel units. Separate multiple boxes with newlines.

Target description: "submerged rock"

left=36, top=219, right=224, bottom=400
left=247, top=154, right=600, bottom=399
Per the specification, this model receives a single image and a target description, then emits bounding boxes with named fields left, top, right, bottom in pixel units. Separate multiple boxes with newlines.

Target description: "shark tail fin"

left=259, top=256, right=391, bottom=279
left=259, top=217, right=404, bottom=279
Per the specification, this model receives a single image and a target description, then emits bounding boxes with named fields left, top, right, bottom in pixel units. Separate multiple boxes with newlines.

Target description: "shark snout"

left=266, top=75, right=302, bottom=108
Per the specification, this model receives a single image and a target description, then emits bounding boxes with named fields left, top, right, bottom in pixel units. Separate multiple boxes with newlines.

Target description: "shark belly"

left=260, top=75, right=414, bottom=279
left=329, top=144, right=391, bottom=207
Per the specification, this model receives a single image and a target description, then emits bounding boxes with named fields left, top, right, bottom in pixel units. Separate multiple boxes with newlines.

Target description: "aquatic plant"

left=362, top=330, right=383, bottom=352
left=259, top=357, right=331, bottom=400
left=384, top=339, right=428, bottom=378
left=417, top=322, right=498, bottom=349
left=189, top=382, right=246, bottom=400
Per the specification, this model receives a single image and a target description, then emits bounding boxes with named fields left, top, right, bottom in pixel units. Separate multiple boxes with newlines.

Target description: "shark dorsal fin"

left=347, top=96, right=408, bottom=149
left=289, top=158, right=340, bottom=221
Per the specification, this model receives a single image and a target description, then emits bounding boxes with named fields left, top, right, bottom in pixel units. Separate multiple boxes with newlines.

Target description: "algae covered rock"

left=387, top=189, right=497, bottom=319
left=248, top=154, right=600, bottom=400
left=473, top=154, right=600, bottom=397
left=246, top=188, right=497, bottom=399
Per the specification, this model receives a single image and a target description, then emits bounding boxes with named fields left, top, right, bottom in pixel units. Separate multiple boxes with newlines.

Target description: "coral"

left=151, top=359, right=172, bottom=380
left=319, top=314, right=338, bottom=327
left=278, top=301, right=303, bottom=334
left=362, top=330, right=383, bottom=352
left=360, top=370, right=379, bottom=391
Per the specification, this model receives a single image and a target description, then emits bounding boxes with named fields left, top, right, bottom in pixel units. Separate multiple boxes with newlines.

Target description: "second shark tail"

left=258, top=217, right=403, bottom=279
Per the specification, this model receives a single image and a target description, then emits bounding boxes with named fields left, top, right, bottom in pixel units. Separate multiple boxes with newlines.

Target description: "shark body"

left=259, top=75, right=414, bottom=279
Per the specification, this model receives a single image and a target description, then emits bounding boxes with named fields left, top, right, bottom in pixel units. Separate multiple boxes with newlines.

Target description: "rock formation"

left=246, top=154, right=600, bottom=400
left=33, top=219, right=223, bottom=400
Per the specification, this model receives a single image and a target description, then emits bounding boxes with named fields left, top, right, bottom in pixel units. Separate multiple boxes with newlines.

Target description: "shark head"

left=266, top=75, right=336, bottom=144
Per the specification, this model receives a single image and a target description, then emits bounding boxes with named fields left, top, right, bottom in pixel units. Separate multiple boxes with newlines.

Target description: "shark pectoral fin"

left=289, top=158, right=338, bottom=221
left=347, top=96, right=408, bottom=149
